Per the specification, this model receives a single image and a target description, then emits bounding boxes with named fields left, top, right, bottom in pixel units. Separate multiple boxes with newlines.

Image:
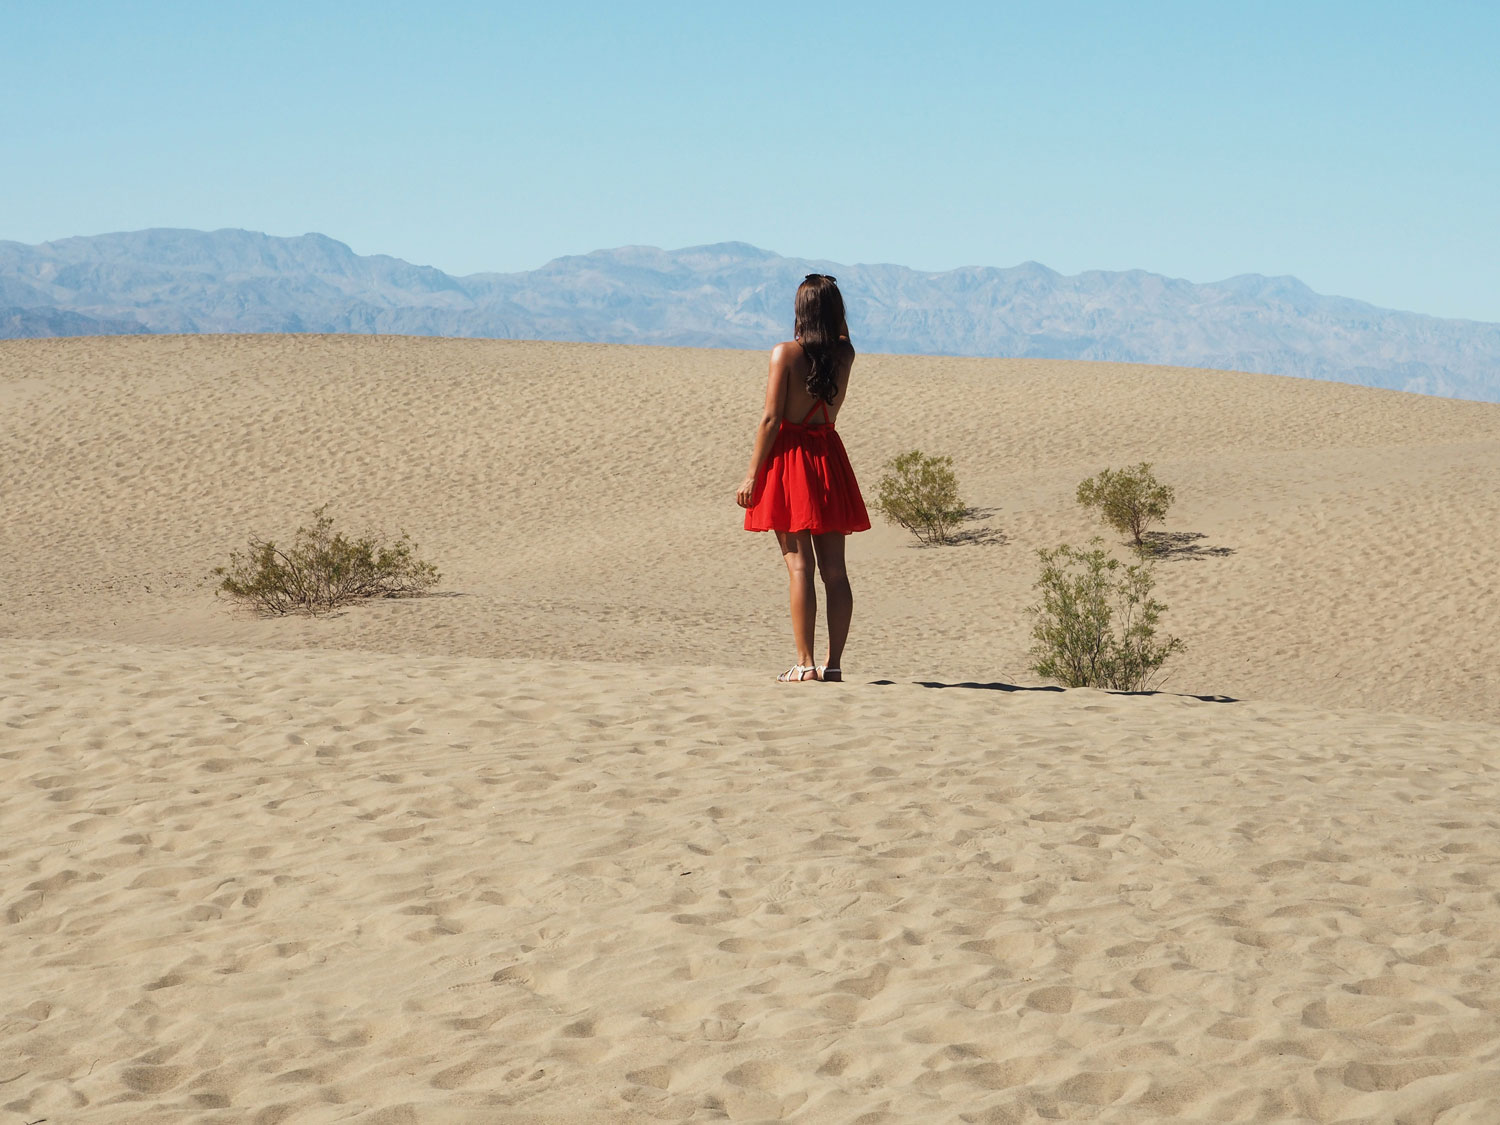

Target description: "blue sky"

left=4, top=1, right=1496, bottom=321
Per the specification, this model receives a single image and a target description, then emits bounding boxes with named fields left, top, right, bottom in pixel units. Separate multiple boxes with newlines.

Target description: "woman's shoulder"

left=774, top=338, right=854, bottom=356
left=770, top=340, right=810, bottom=373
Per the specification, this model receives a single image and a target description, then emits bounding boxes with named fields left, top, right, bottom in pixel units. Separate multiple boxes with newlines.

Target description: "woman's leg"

left=812, top=532, right=851, bottom=677
left=776, top=530, right=817, bottom=671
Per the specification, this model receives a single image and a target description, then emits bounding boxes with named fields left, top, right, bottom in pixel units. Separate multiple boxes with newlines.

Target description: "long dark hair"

left=794, top=274, right=848, bottom=404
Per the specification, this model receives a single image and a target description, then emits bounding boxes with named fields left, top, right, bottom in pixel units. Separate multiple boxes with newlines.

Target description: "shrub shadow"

left=1115, top=689, right=1240, bottom=703
left=1140, top=531, right=1234, bottom=560
left=290, top=590, right=467, bottom=619
left=916, top=506, right=1006, bottom=547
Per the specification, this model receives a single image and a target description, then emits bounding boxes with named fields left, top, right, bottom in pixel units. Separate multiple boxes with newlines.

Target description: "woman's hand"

left=736, top=475, right=758, bottom=508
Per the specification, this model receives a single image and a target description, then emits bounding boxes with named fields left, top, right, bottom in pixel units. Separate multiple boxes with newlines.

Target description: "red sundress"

left=743, top=398, right=872, bottom=535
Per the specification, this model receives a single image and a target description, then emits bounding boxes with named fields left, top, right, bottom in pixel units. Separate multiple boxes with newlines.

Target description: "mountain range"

left=2, top=228, right=1498, bottom=402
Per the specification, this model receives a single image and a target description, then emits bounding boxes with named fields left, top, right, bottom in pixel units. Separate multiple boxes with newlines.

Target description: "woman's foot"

left=818, top=666, right=842, bottom=683
left=777, top=664, right=819, bottom=682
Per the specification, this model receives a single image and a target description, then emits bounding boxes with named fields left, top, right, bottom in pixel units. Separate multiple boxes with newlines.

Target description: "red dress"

left=743, top=398, right=872, bottom=535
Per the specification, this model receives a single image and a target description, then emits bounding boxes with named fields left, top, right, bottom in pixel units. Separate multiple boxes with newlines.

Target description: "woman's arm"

left=735, top=343, right=793, bottom=508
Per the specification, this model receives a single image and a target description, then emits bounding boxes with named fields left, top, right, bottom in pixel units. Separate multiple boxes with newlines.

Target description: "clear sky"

left=4, top=1, right=1496, bottom=321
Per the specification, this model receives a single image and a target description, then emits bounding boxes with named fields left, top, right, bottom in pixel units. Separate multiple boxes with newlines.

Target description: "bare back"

left=779, top=338, right=856, bottom=426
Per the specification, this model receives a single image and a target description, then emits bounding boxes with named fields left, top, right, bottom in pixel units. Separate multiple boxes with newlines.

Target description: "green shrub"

left=1076, top=462, right=1175, bottom=548
left=1027, top=540, right=1184, bottom=690
left=213, top=506, right=439, bottom=616
left=874, top=449, right=966, bottom=545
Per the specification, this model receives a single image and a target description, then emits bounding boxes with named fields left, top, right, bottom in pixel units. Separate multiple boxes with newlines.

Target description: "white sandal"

left=777, top=664, right=818, bottom=682
left=818, top=666, right=842, bottom=683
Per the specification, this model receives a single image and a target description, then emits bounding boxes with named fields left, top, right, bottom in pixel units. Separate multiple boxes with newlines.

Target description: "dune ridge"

left=4, top=334, right=1500, bottom=1120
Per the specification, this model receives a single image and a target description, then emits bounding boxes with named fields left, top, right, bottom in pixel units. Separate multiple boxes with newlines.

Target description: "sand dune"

left=3, top=334, right=1498, bottom=719
left=4, top=335, right=1500, bottom=1120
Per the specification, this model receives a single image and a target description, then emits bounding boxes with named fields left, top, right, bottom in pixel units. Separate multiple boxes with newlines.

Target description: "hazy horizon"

left=8, top=226, right=1500, bottom=404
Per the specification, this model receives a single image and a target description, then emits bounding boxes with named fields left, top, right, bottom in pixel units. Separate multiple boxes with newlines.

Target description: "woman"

left=736, top=274, right=871, bottom=682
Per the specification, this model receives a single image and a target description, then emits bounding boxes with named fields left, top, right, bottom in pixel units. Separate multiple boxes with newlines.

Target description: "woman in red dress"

left=736, top=274, right=871, bottom=682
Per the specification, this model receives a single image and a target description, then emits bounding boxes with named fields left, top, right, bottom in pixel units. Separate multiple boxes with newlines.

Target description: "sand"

left=3, top=334, right=1500, bottom=1121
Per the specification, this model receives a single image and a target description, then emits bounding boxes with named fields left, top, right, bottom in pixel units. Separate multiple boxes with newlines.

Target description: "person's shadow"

left=871, top=679, right=1238, bottom=703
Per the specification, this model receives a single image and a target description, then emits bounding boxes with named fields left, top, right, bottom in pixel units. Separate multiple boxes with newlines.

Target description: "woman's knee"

left=784, top=554, right=816, bottom=582
left=818, top=561, right=849, bottom=586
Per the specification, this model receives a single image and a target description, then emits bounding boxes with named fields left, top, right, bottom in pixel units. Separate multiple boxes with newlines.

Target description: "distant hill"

left=0, top=305, right=148, bottom=338
left=2, top=228, right=1498, bottom=402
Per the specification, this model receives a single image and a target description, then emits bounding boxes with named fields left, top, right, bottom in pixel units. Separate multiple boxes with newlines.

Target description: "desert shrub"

left=1076, top=462, right=1175, bottom=548
left=213, top=506, right=439, bottom=616
left=1027, top=539, right=1184, bottom=691
left=874, top=449, right=966, bottom=545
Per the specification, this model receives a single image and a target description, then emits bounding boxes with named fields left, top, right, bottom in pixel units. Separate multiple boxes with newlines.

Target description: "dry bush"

left=1076, top=462, right=1175, bottom=548
left=212, top=506, right=439, bottom=616
left=874, top=449, right=966, bottom=545
left=1027, top=540, right=1184, bottom=690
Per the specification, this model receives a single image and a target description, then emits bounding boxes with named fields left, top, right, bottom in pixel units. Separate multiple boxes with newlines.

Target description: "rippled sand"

left=3, top=335, right=1499, bottom=1121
